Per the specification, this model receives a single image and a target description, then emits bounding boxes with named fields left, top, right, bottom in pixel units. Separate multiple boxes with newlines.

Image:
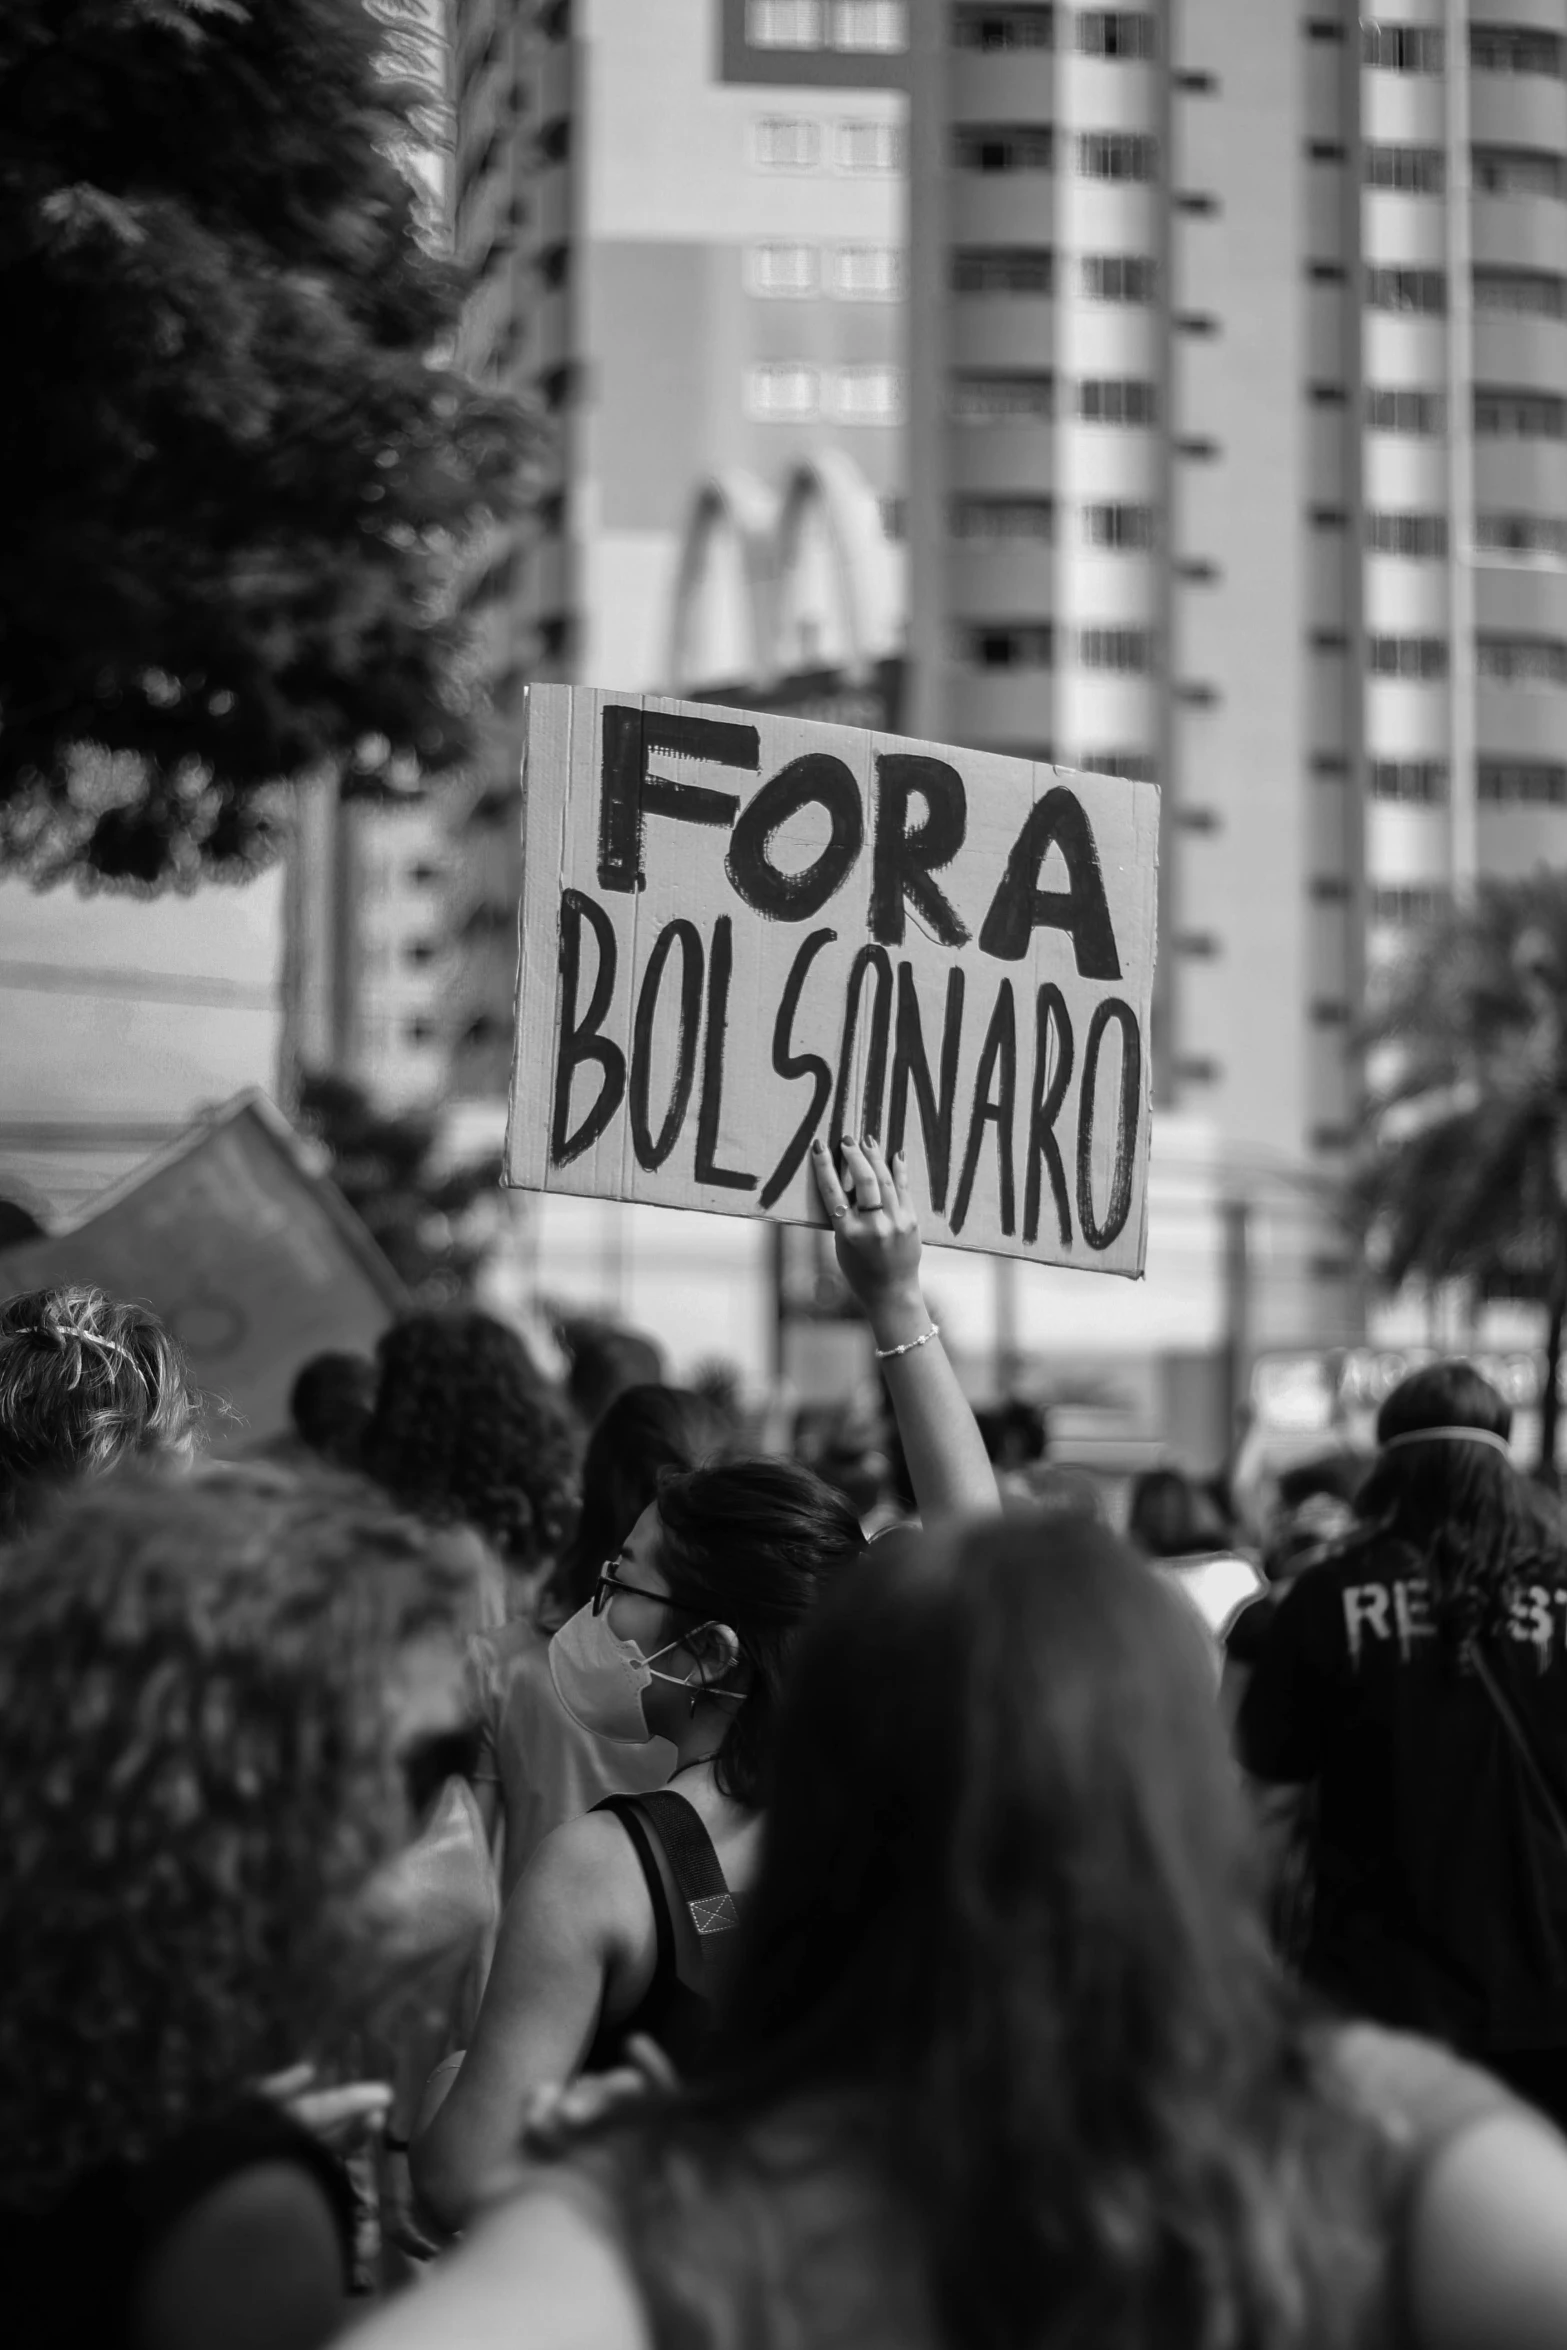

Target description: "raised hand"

left=810, top=1134, right=923, bottom=1326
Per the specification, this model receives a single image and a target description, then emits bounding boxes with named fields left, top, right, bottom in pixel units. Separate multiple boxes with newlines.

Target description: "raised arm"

left=811, top=1135, right=998, bottom=1525
left=409, top=1811, right=632, bottom=2239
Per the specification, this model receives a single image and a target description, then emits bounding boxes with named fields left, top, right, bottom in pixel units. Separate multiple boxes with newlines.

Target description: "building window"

left=1474, top=388, right=1567, bottom=438
left=1083, top=501, right=1157, bottom=548
left=1077, top=377, right=1157, bottom=425
left=753, top=117, right=822, bottom=170
left=1178, top=558, right=1220, bottom=581
left=1075, top=9, right=1156, bottom=57
left=1177, top=434, right=1220, bottom=459
left=837, top=119, right=903, bottom=172
left=1368, top=634, right=1448, bottom=679
left=748, top=0, right=822, bottom=42
left=1372, top=886, right=1446, bottom=924
left=747, top=361, right=820, bottom=417
left=1477, top=635, right=1567, bottom=684
left=1474, top=513, right=1567, bottom=559
left=831, top=0, right=907, bottom=48
left=1305, top=16, right=1344, bottom=39
left=1362, top=22, right=1444, bottom=73
left=1080, top=627, right=1155, bottom=672
left=1479, top=761, right=1567, bottom=804
left=1470, top=25, right=1564, bottom=77
left=951, top=495, right=1056, bottom=540
left=952, top=5, right=1054, bottom=48
left=1310, top=877, right=1350, bottom=902
left=950, top=370, right=1055, bottom=421
left=1370, top=760, right=1448, bottom=802
left=1081, top=253, right=1157, bottom=301
left=1366, top=386, right=1445, bottom=434
left=1309, top=262, right=1348, bottom=283
left=1177, top=69, right=1218, bottom=90
left=954, top=246, right=1055, bottom=293
left=827, top=364, right=903, bottom=421
left=1307, top=141, right=1347, bottom=162
left=960, top=624, right=1055, bottom=667
left=747, top=243, right=818, bottom=296
left=953, top=123, right=1056, bottom=171
left=1365, top=266, right=1446, bottom=314
left=1080, top=750, right=1157, bottom=781
left=1310, top=508, right=1348, bottom=530
left=538, top=242, right=570, bottom=289
left=1473, top=147, right=1567, bottom=198
left=1310, top=754, right=1349, bottom=776
left=1076, top=130, right=1158, bottom=180
left=1176, top=804, right=1221, bottom=830
left=831, top=244, right=902, bottom=297
left=1473, top=268, right=1567, bottom=317
left=1176, top=190, right=1219, bottom=213
left=1364, top=143, right=1445, bottom=193
left=539, top=115, right=571, bottom=163
left=1366, top=511, right=1449, bottom=557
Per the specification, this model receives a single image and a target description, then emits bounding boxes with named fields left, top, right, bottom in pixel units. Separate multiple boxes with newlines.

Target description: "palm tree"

left=1354, top=873, right=1567, bottom=1479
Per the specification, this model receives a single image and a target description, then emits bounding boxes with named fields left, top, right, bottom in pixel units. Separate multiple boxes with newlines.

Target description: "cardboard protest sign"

left=0, top=1092, right=406, bottom=1445
left=506, top=690, right=1159, bottom=1275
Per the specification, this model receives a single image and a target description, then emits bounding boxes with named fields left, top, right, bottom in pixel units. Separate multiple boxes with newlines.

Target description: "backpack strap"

left=1469, top=1645, right=1567, bottom=1862
left=632, top=1790, right=743, bottom=2006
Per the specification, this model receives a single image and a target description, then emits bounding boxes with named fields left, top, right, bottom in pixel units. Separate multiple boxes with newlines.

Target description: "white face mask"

left=548, top=1597, right=727, bottom=1745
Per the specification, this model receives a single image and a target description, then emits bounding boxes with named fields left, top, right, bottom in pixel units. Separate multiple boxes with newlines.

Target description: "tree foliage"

left=0, top=0, right=534, bottom=889
left=297, top=1070, right=503, bottom=1304
left=1354, top=874, right=1567, bottom=1468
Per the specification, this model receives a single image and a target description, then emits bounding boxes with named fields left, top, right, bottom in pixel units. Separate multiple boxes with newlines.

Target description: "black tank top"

left=586, top=1790, right=743, bottom=2078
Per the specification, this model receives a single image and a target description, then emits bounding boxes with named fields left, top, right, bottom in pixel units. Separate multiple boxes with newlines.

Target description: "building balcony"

left=1472, top=309, right=1567, bottom=396
left=941, top=664, right=1056, bottom=750
left=946, top=294, right=1056, bottom=372
left=1472, top=193, right=1566, bottom=277
left=1472, top=436, right=1567, bottom=514
left=1479, top=803, right=1567, bottom=879
left=1474, top=561, right=1567, bottom=638
left=945, top=422, right=1056, bottom=496
left=1476, top=681, right=1567, bottom=763
left=1470, top=73, right=1567, bottom=159
left=949, top=55, right=1055, bottom=119
left=949, top=542, right=1055, bottom=615
left=947, top=176, right=1056, bottom=248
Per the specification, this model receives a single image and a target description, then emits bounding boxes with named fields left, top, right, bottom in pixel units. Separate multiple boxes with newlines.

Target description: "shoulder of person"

left=1406, top=2103, right=1567, bottom=2350
left=511, top=1807, right=659, bottom=1953
left=342, top=2175, right=650, bottom=2350
left=131, top=2158, right=349, bottom=2350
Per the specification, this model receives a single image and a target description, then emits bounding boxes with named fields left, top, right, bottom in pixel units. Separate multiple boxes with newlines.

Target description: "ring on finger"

left=831, top=1204, right=849, bottom=1219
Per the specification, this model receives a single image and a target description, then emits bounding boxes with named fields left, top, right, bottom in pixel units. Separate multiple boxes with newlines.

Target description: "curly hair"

left=1355, top=1359, right=1558, bottom=1649
left=0, top=1460, right=486, bottom=2210
left=0, top=1284, right=198, bottom=1537
left=359, top=1310, right=580, bottom=1574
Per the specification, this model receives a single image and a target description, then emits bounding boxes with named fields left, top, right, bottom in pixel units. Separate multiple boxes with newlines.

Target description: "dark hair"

left=0, top=1460, right=486, bottom=2209
left=976, top=1397, right=1049, bottom=1470
left=661, top=1522, right=1382, bottom=2350
left=0, top=1285, right=198, bottom=1537
left=360, top=1310, right=579, bottom=1572
left=289, top=1349, right=377, bottom=1466
left=1127, top=1465, right=1231, bottom=1560
left=1356, top=1359, right=1554, bottom=1647
left=652, top=1459, right=863, bottom=1809
left=560, top=1317, right=667, bottom=1428
left=540, top=1384, right=730, bottom=1625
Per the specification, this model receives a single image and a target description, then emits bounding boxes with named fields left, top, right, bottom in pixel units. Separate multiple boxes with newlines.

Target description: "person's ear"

left=690, top=1621, right=743, bottom=1686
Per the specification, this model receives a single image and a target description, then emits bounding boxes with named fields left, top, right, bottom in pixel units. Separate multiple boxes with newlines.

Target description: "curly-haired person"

left=0, top=1460, right=497, bottom=2350
left=360, top=1310, right=580, bottom=1608
left=0, top=1283, right=198, bottom=1537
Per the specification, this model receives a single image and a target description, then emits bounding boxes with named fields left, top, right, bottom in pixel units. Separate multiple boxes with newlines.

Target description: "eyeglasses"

left=592, top=1563, right=708, bottom=1619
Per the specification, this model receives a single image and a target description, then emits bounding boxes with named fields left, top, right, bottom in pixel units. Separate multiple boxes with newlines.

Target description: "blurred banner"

left=507, top=689, right=1160, bottom=1275
left=0, top=1091, right=406, bottom=1447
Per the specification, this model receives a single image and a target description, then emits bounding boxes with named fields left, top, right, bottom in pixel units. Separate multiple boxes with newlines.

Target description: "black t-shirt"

left=1238, top=1533, right=1567, bottom=2055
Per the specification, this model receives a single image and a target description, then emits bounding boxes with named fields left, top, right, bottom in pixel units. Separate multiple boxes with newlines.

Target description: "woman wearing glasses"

left=410, top=1136, right=997, bottom=2236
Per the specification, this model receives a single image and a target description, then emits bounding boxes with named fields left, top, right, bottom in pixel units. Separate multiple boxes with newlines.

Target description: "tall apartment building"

left=909, top=0, right=1567, bottom=1355
left=444, top=0, right=908, bottom=1093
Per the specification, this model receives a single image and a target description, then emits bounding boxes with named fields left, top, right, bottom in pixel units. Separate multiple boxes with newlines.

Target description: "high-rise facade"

left=909, top=0, right=1567, bottom=1355
left=444, top=0, right=909, bottom=1094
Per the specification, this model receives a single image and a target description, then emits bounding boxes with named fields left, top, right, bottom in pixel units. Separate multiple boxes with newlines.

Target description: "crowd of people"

left=3, top=1137, right=1567, bottom=2348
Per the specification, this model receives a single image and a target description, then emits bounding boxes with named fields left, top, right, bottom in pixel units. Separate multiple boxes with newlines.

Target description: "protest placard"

left=505, top=691, right=1160, bottom=1275
left=0, top=1092, right=406, bottom=1445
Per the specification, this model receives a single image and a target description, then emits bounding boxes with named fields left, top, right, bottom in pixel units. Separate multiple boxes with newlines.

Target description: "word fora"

left=546, top=711, right=1144, bottom=1251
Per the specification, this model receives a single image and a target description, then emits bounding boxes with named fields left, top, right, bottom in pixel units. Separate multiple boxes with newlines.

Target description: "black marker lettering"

left=1077, top=997, right=1141, bottom=1251
left=887, top=962, right=966, bottom=1214
left=830, top=944, right=893, bottom=1148
left=628, top=918, right=703, bottom=1171
left=550, top=888, right=625, bottom=1166
left=726, top=753, right=863, bottom=922
left=1023, top=984, right=1074, bottom=1247
left=978, top=787, right=1122, bottom=977
left=950, top=980, right=1018, bottom=1237
left=759, top=927, right=838, bottom=1209
left=870, top=755, right=970, bottom=949
left=694, top=914, right=756, bottom=1191
left=598, top=706, right=758, bottom=893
